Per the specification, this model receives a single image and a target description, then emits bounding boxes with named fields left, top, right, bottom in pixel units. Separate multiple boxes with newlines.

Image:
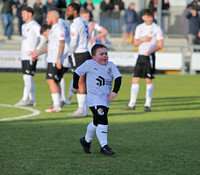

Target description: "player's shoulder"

left=136, top=23, right=144, bottom=29
left=152, top=22, right=162, bottom=30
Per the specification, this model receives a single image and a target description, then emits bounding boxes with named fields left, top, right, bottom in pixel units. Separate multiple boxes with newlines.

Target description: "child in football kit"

left=71, top=44, right=122, bottom=155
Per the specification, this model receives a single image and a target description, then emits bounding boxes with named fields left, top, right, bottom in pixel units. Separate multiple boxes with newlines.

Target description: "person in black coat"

left=33, top=0, right=45, bottom=25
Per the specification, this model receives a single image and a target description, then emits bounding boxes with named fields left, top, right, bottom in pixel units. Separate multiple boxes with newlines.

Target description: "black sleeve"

left=73, top=72, right=80, bottom=89
left=112, top=77, right=122, bottom=94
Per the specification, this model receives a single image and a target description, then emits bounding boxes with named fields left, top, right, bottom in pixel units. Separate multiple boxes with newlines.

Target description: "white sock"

left=85, top=122, right=96, bottom=143
left=145, top=83, right=154, bottom=107
left=67, top=78, right=73, bottom=101
left=29, top=77, right=35, bottom=102
left=51, top=93, right=60, bottom=108
left=22, top=74, right=32, bottom=102
left=77, top=94, right=88, bottom=114
left=96, top=124, right=108, bottom=147
left=128, top=83, right=139, bottom=107
left=60, top=78, right=66, bottom=101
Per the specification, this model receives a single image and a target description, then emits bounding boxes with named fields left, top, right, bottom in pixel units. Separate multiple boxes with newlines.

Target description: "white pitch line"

left=0, top=104, right=40, bottom=121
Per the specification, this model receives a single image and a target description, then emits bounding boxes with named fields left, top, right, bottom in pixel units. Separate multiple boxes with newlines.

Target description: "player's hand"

left=108, top=92, right=117, bottom=101
left=71, top=88, right=78, bottom=94
left=56, top=59, right=62, bottom=70
left=144, top=52, right=150, bottom=56
left=90, top=38, right=95, bottom=43
left=142, top=36, right=152, bottom=42
left=29, top=50, right=39, bottom=62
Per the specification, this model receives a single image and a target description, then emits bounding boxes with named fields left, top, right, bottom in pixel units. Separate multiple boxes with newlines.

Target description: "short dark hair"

left=91, top=44, right=107, bottom=56
left=68, top=2, right=81, bottom=14
left=40, top=24, right=51, bottom=34
left=142, top=9, right=153, bottom=17
left=22, top=7, right=34, bottom=15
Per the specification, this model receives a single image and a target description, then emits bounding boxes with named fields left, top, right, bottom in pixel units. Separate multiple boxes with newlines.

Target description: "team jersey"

left=75, top=59, right=122, bottom=107
left=21, top=20, right=40, bottom=61
left=58, top=18, right=71, bottom=68
left=88, top=22, right=103, bottom=51
left=134, top=22, right=163, bottom=55
left=46, top=23, right=65, bottom=64
left=68, top=17, right=89, bottom=55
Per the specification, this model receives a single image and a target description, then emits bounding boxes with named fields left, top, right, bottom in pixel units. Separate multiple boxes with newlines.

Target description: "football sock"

left=51, top=93, right=60, bottom=108
left=128, top=83, right=139, bottom=107
left=60, top=78, right=66, bottom=101
left=96, top=124, right=108, bottom=147
left=67, top=78, right=73, bottom=101
left=22, top=74, right=32, bottom=102
left=77, top=94, right=87, bottom=114
left=145, top=83, right=154, bottom=107
left=29, top=77, right=35, bottom=102
left=85, top=122, right=96, bottom=143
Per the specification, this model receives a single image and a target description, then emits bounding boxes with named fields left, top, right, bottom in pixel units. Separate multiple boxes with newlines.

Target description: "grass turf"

left=0, top=72, right=200, bottom=175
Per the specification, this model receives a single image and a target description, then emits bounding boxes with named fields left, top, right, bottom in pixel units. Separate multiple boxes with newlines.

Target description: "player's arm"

left=68, top=26, right=78, bottom=55
left=56, top=40, right=65, bottom=70
left=72, top=72, right=80, bottom=94
left=144, top=39, right=164, bottom=56
left=90, top=26, right=108, bottom=43
left=109, top=76, right=122, bottom=101
left=134, top=36, right=152, bottom=47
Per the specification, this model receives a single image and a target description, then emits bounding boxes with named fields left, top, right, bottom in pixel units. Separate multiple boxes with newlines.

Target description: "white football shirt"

left=88, top=22, right=103, bottom=52
left=75, top=59, right=122, bottom=107
left=21, top=20, right=41, bottom=61
left=134, top=22, right=163, bottom=55
left=46, top=23, right=65, bottom=64
left=68, top=17, right=89, bottom=55
left=58, top=18, right=71, bottom=68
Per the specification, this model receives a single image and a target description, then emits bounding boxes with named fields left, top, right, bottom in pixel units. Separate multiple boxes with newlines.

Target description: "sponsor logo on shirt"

left=97, top=108, right=104, bottom=115
left=96, top=76, right=105, bottom=87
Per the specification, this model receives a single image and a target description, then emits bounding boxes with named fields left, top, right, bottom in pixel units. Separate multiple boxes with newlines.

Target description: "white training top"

left=134, top=22, right=163, bottom=55
left=88, top=22, right=103, bottom=52
left=68, top=17, right=89, bottom=55
left=46, top=23, right=65, bottom=64
left=58, top=18, right=71, bottom=68
left=75, top=59, right=122, bottom=107
left=21, top=20, right=41, bottom=61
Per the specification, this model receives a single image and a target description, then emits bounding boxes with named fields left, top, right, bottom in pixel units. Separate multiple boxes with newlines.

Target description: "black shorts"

left=46, top=63, right=62, bottom=82
left=134, top=53, right=155, bottom=79
left=22, top=60, right=37, bottom=76
left=60, top=66, right=69, bottom=79
left=90, top=106, right=109, bottom=126
left=69, top=51, right=91, bottom=70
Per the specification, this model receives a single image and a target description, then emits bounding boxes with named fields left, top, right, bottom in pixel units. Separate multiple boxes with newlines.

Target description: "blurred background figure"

left=83, top=0, right=95, bottom=21
left=111, top=0, right=124, bottom=34
left=100, top=0, right=114, bottom=32
left=161, top=0, right=170, bottom=36
left=122, top=2, right=137, bottom=44
left=1, top=0, right=15, bottom=39
left=15, top=0, right=27, bottom=36
left=56, top=0, right=67, bottom=19
left=182, top=4, right=192, bottom=39
left=33, top=0, right=45, bottom=25
left=149, top=0, right=158, bottom=23
left=45, top=0, right=57, bottom=16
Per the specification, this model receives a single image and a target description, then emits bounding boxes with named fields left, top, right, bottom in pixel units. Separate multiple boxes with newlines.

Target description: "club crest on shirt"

left=98, top=108, right=104, bottom=115
left=107, top=67, right=111, bottom=74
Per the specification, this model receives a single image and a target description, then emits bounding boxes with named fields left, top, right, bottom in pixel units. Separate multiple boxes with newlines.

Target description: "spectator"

left=191, top=0, right=200, bottom=11
left=56, top=0, right=67, bottom=19
left=100, top=0, right=114, bottom=32
left=45, top=0, right=58, bottom=15
left=182, top=4, right=192, bottom=38
left=33, top=0, right=45, bottom=25
left=122, top=3, right=138, bottom=44
left=186, top=8, right=200, bottom=45
left=83, top=0, right=95, bottom=21
left=111, top=0, right=124, bottom=34
left=15, top=0, right=27, bottom=36
left=162, top=0, right=170, bottom=35
left=1, top=0, right=15, bottom=40
left=149, top=0, right=158, bottom=23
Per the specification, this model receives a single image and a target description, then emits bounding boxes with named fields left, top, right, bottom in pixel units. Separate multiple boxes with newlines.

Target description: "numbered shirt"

left=69, top=17, right=89, bottom=55
left=46, top=23, right=65, bottom=63
left=134, top=22, right=163, bottom=55
left=58, top=18, right=71, bottom=68
left=21, top=20, right=41, bottom=61
left=75, top=59, right=122, bottom=107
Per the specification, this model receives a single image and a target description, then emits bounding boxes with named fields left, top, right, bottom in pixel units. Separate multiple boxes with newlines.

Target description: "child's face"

left=80, top=13, right=90, bottom=22
left=142, top=14, right=153, bottom=25
left=93, top=47, right=108, bottom=66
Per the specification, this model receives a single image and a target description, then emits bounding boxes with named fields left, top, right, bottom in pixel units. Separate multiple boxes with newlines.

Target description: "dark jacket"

left=100, top=1, right=114, bottom=17
left=186, top=11, right=200, bottom=35
left=123, top=8, right=137, bottom=24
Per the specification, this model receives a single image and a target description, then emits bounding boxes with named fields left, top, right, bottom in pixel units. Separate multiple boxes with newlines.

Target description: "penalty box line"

left=0, top=104, right=40, bottom=121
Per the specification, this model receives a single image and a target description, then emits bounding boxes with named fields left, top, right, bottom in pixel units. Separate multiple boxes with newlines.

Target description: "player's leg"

left=45, top=63, right=61, bottom=112
left=66, top=78, right=73, bottom=104
left=144, top=78, right=153, bottom=112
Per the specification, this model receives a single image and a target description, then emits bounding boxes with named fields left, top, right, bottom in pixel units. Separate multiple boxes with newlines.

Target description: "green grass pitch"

left=0, top=72, right=200, bottom=175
